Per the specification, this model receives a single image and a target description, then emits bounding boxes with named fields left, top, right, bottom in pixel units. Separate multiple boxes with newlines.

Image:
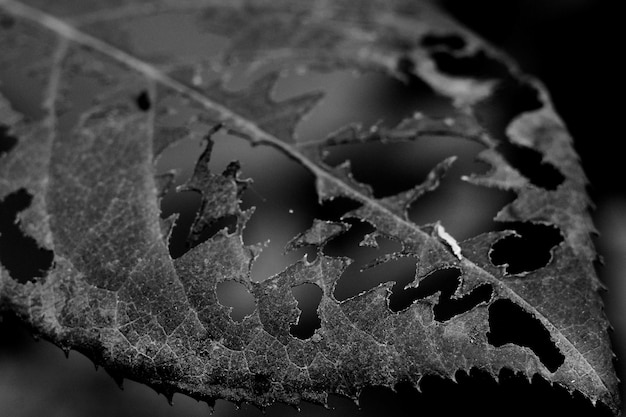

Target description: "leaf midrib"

left=0, top=0, right=608, bottom=394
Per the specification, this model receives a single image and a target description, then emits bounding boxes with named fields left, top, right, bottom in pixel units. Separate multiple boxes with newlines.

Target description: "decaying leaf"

left=0, top=0, right=620, bottom=414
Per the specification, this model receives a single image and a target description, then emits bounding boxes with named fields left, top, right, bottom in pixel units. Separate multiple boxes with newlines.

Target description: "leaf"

left=0, top=0, right=620, bottom=414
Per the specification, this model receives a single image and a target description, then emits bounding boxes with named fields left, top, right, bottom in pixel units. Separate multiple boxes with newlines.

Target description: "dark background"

left=1, top=0, right=624, bottom=416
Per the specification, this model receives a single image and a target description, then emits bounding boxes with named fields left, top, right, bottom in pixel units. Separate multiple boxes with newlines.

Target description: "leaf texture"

left=0, top=0, right=620, bottom=413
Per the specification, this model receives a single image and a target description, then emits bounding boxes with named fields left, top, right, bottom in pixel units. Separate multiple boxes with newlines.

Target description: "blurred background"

left=1, top=0, right=623, bottom=416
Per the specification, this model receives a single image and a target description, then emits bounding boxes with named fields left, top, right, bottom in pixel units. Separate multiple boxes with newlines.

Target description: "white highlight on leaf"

left=435, top=223, right=462, bottom=259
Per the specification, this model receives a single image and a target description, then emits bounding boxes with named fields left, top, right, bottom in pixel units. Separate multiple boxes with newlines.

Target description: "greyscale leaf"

left=0, top=0, right=620, bottom=414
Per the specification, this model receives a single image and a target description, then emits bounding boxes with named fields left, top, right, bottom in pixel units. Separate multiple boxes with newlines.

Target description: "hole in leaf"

left=156, top=134, right=241, bottom=259
left=215, top=281, right=256, bottom=322
left=421, top=33, right=467, bottom=50
left=324, top=140, right=418, bottom=198
left=156, top=62, right=516, bottom=284
left=286, top=197, right=363, bottom=265
left=212, top=134, right=319, bottom=280
left=189, top=214, right=237, bottom=248
left=500, top=142, right=565, bottom=190
left=0, top=125, right=18, bottom=157
left=428, top=43, right=544, bottom=133
left=435, top=283, right=492, bottom=321
left=409, top=177, right=517, bottom=242
left=156, top=132, right=319, bottom=277
left=0, top=13, right=15, bottom=29
left=135, top=90, right=151, bottom=111
left=480, top=79, right=564, bottom=189
left=289, top=283, right=323, bottom=339
left=390, top=267, right=457, bottom=311
left=159, top=190, right=201, bottom=259
left=475, top=74, right=565, bottom=189
left=430, top=49, right=509, bottom=80
left=490, top=222, right=563, bottom=275
left=0, top=189, right=54, bottom=283
left=316, top=197, right=363, bottom=222
left=488, top=299, right=564, bottom=372
left=428, top=47, right=565, bottom=190
left=389, top=268, right=492, bottom=321
left=477, top=77, right=543, bottom=134
left=324, top=135, right=516, bottom=240
left=273, top=68, right=454, bottom=143
left=324, top=220, right=410, bottom=301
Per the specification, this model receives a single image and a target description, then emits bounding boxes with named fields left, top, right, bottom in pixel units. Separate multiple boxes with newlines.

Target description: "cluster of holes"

left=152, top=46, right=567, bottom=369
left=475, top=78, right=565, bottom=190
left=425, top=42, right=566, bottom=190
left=0, top=15, right=585, bottom=393
left=324, top=220, right=408, bottom=301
